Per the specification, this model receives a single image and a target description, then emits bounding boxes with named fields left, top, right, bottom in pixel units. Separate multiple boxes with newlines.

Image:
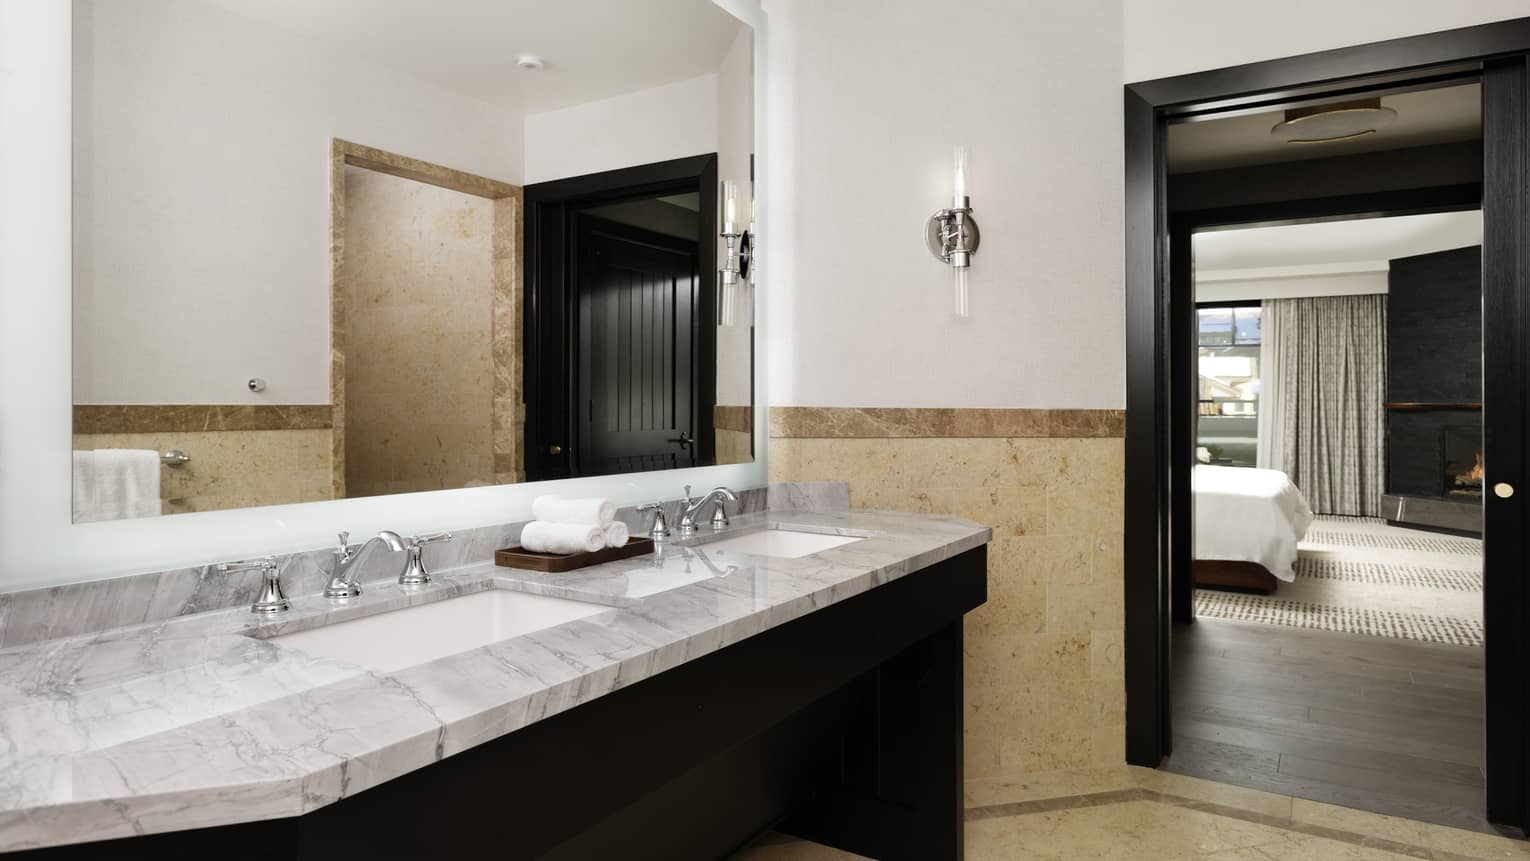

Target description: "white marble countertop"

left=0, top=509, right=989, bottom=851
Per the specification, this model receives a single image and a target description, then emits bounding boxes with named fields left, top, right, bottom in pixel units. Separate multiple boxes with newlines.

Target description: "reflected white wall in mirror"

left=70, top=0, right=756, bottom=523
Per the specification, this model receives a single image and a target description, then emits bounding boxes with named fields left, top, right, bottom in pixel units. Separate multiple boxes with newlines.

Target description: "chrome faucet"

left=678, top=485, right=738, bottom=535
left=324, top=530, right=406, bottom=599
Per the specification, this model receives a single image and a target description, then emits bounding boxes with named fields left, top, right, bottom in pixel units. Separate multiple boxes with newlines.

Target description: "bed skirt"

left=1194, top=560, right=1279, bottom=595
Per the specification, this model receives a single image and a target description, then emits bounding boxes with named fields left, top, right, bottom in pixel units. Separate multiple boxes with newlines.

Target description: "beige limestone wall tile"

left=769, top=432, right=1124, bottom=780
left=343, top=167, right=495, bottom=498
left=75, top=428, right=333, bottom=516
left=1091, top=629, right=1125, bottom=679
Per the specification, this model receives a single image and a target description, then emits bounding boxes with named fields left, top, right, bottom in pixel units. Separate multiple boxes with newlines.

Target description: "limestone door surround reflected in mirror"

left=329, top=139, right=525, bottom=502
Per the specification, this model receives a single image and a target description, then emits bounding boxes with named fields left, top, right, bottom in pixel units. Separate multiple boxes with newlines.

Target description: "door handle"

left=668, top=432, right=693, bottom=450
left=548, top=445, right=563, bottom=455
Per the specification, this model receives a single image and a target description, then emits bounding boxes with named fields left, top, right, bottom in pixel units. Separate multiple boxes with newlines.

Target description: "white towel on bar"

left=603, top=520, right=630, bottom=548
left=520, top=521, right=605, bottom=555
left=531, top=495, right=615, bottom=526
left=72, top=449, right=161, bottom=522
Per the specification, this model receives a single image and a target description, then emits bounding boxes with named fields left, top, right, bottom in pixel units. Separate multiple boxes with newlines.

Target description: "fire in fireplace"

left=1442, top=426, right=1483, bottom=498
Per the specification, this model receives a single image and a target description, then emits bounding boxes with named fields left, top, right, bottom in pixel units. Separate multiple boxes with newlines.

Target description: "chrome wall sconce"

left=719, top=179, right=754, bottom=327
left=926, top=146, right=980, bottom=318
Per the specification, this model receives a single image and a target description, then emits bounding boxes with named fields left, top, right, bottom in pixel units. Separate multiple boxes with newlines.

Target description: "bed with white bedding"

left=1194, top=465, right=1315, bottom=590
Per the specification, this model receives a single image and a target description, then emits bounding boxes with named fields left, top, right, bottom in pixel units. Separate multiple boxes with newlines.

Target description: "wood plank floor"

left=1162, top=616, right=1496, bottom=833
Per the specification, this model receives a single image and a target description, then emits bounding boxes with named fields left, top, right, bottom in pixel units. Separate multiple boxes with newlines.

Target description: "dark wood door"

left=575, top=215, right=700, bottom=476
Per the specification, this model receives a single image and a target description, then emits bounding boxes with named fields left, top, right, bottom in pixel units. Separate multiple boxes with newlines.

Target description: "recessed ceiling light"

left=516, top=55, right=545, bottom=71
left=1270, top=98, right=1398, bottom=144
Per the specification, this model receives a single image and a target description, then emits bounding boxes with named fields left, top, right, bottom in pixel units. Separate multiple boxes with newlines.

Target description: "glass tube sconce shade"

left=719, top=179, right=754, bottom=327
left=926, top=146, right=980, bottom=318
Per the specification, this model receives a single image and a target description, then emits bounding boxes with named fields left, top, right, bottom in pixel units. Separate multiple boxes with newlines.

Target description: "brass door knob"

left=548, top=445, right=563, bottom=455
left=1495, top=482, right=1515, bottom=499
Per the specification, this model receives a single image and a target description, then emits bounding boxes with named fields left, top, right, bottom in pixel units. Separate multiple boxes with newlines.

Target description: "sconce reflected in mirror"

left=926, top=146, right=980, bottom=318
left=719, top=179, right=754, bottom=327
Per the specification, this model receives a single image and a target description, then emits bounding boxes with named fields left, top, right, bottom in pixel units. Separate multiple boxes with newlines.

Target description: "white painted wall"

left=71, top=0, right=523, bottom=405
left=762, top=0, right=1126, bottom=409
left=1125, top=0, right=1530, bottom=82
left=1196, top=268, right=1389, bottom=303
left=522, top=74, right=719, bottom=184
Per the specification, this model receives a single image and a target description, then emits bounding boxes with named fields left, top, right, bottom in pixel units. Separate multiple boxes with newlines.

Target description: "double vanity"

left=0, top=501, right=989, bottom=859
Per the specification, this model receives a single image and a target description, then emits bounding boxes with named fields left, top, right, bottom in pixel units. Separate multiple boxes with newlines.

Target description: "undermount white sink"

left=268, top=590, right=607, bottom=674
left=699, top=529, right=863, bottom=559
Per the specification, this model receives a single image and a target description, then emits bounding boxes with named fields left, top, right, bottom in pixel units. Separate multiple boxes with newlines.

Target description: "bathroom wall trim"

left=73, top=404, right=333, bottom=434
left=769, top=407, right=1126, bottom=439
left=1125, top=17, right=1530, bottom=826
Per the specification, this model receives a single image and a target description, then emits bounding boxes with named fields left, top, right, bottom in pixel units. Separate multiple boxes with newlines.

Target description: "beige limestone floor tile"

left=1417, top=824, right=1530, bottom=859
left=1289, top=799, right=1431, bottom=848
left=1130, top=766, right=1295, bottom=820
left=964, top=800, right=1297, bottom=861
left=964, top=765, right=1137, bottom=807
left=1201, top=834, right=1421, bottom=860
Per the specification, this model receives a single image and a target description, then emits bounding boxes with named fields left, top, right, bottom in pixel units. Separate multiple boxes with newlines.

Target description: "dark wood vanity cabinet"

left=21, top=547, right=986, bottom=861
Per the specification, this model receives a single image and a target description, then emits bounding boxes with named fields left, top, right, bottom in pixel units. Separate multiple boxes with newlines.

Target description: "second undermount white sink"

left=700, top=529, right=864, bottom=559
left=268, top=590, right=608, bottom=674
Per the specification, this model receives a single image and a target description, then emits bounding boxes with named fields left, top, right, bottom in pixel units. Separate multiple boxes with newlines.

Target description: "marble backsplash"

left=0, top=482, right=847, bottom=650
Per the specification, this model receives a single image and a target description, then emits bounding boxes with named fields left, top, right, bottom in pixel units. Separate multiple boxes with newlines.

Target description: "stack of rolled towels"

left=520, top=495, right=630, bottom=555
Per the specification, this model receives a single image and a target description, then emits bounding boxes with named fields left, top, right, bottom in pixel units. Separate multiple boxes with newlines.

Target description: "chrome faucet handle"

left=637, top=503, right=671, bottom=540
left=334, top=531, right=353, bottom=560
left=218, top=556, right=288, bottom=616
left=399, top=531, right=454, bottom=587
left=711, top=503, right=730, bottom=530
left=682, top=485, right=693, bottom=506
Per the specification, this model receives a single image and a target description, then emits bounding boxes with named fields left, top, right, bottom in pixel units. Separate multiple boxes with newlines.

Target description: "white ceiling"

left=1169, top=83, right=1481, bottom=174
left=195, top=0, right=745, bottom=114
left=1194, top=210, right=1483, bottom=273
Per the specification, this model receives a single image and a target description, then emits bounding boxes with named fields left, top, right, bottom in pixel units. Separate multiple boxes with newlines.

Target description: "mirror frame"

left=0, top=0, right=767, bottom=589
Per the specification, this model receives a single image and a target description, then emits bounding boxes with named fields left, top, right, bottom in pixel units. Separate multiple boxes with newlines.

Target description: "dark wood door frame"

left=523, top=154, right=719, bottom=482
left=1125, top=18, right=1530, bottom=826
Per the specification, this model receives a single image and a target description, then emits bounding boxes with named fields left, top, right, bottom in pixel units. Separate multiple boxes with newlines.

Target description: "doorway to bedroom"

left=1160, top=80, right=1492, bottom=830
left=1190, top=214, right=1484, bottom=649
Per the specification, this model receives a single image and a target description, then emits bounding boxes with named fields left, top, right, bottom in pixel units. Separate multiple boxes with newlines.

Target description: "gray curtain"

left=1266, top=294, right=1387, bottom=516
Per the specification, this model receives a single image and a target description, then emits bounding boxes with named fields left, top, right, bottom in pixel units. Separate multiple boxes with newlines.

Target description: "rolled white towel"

left=604, top=520, right=629, bottom=549
left=531, top=495, right=615, bottom=526
left=520, top=520, right=605, bottom=555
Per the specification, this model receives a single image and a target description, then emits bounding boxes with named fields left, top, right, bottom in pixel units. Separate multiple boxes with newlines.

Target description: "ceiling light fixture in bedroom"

left=1269, top=98, right=1397, bottom=144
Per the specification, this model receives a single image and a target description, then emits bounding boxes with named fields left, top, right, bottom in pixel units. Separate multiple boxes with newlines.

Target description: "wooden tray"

left=495, top=536, right=655, bottom=573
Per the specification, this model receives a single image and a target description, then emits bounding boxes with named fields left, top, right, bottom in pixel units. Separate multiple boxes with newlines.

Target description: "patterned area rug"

left=1196, top=516, right=1483, bottom=647
left=1300, top=528, right=1481, bottom=556
left=1292, top=558, right=1482, bottom=592
left=1195, top=591, right=1483, bottom=647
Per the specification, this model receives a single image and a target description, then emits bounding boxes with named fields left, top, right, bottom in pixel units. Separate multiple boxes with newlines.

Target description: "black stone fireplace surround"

left=1383, top=245, right=1483, bottom=535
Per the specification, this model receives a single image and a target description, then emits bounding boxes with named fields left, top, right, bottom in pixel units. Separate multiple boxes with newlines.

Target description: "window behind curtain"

left=1197, top=304, right=1261, bottom=467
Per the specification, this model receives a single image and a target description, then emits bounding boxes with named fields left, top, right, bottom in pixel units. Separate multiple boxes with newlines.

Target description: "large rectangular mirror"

left=70, top=0, right=755, bottom=522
